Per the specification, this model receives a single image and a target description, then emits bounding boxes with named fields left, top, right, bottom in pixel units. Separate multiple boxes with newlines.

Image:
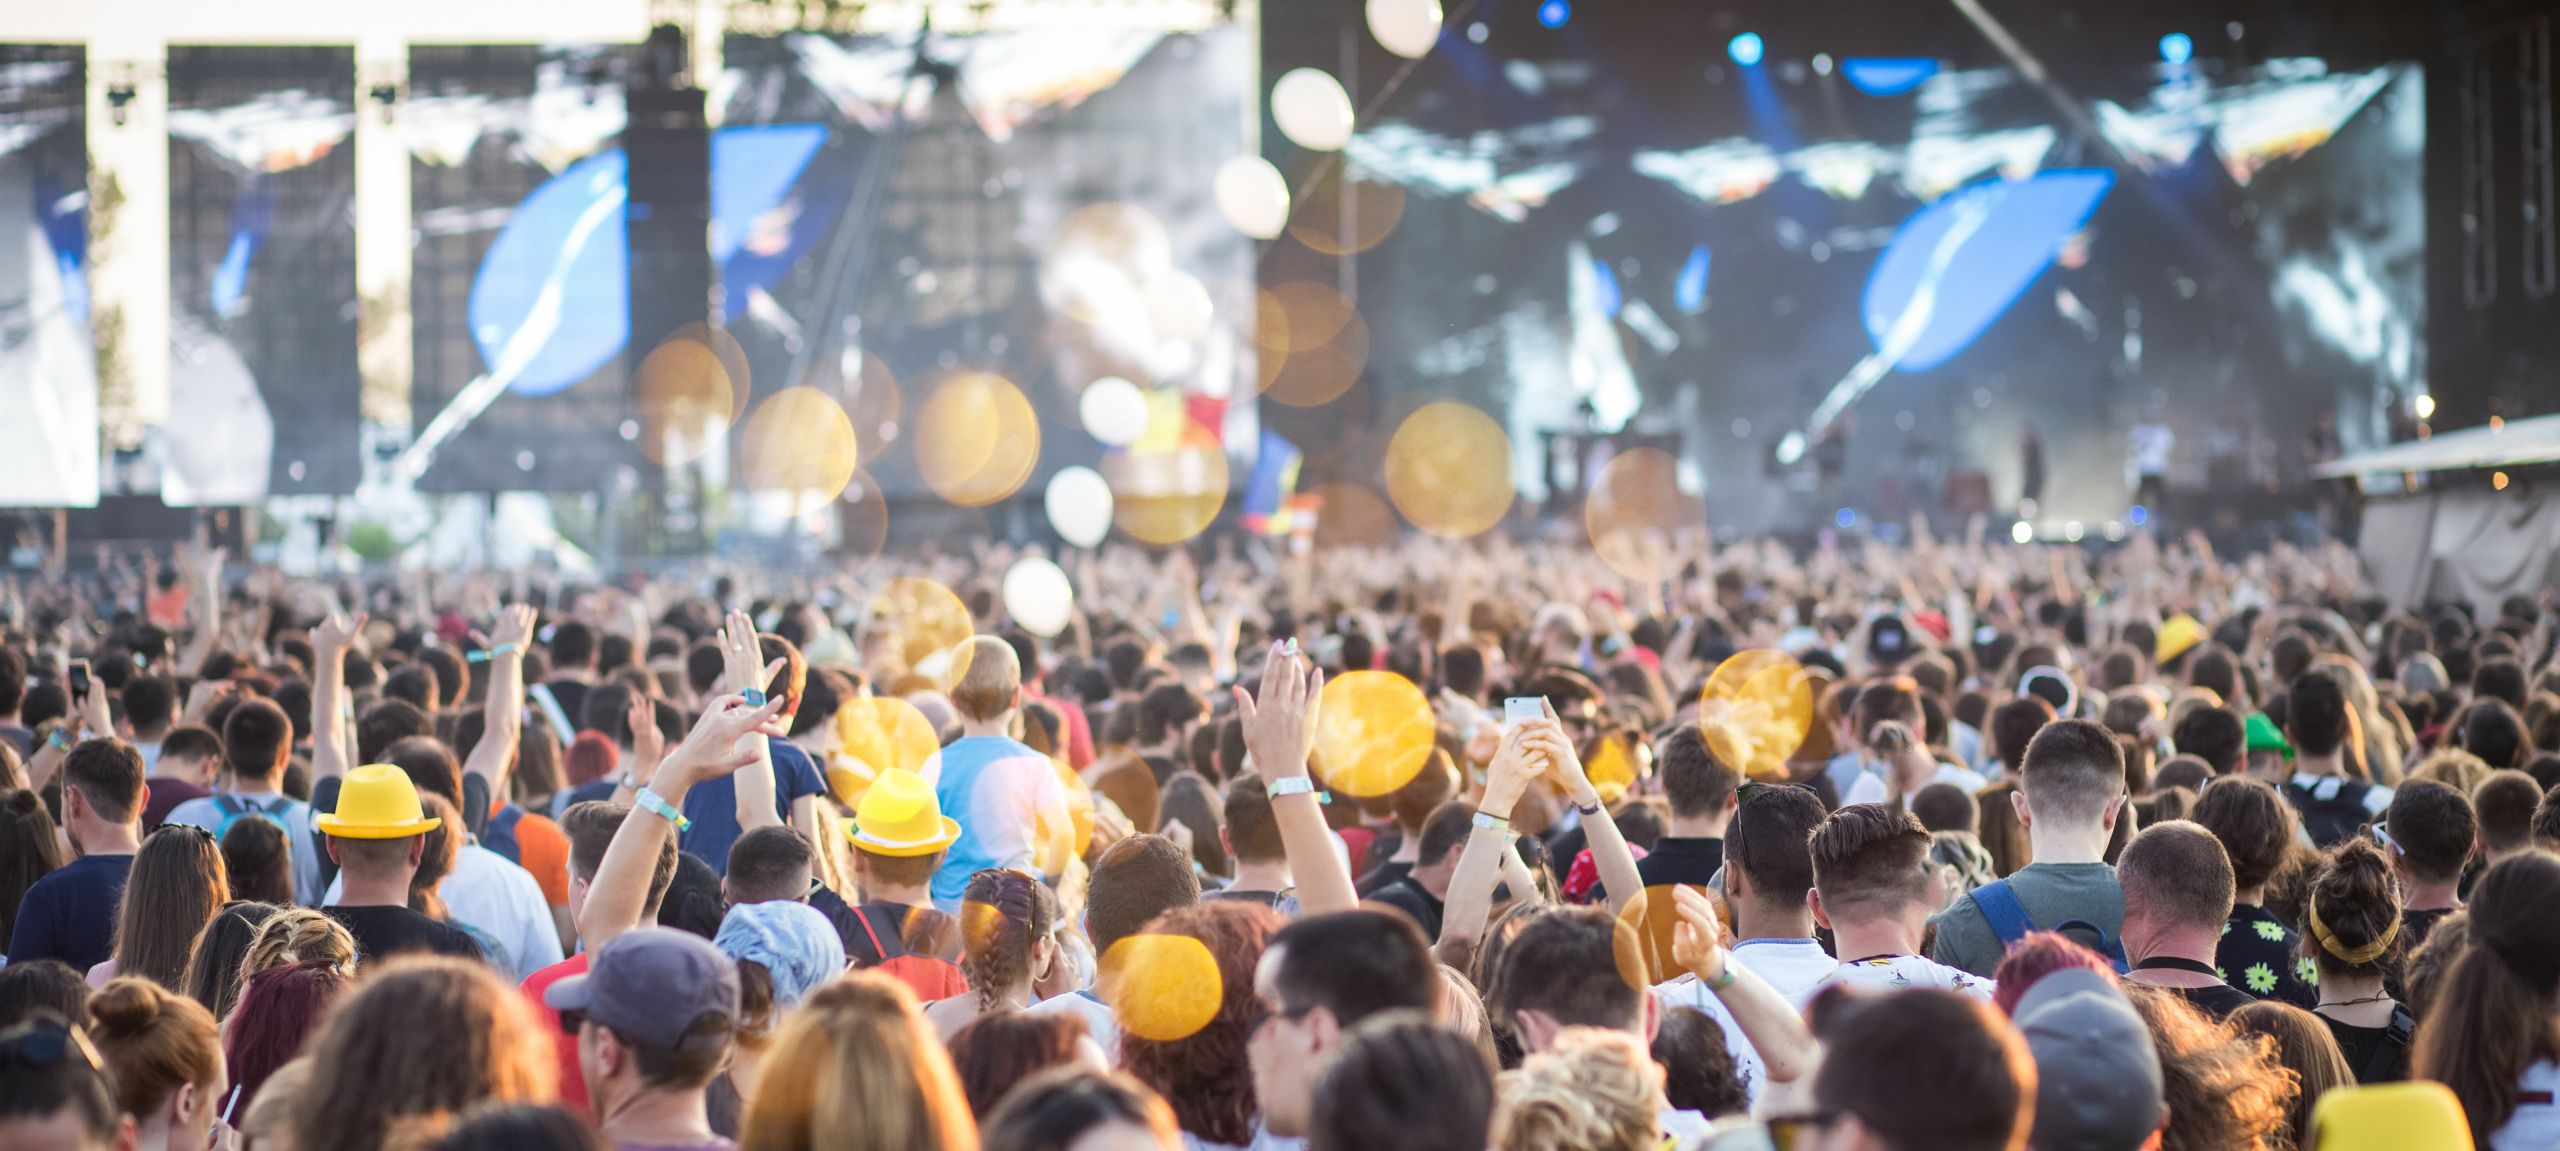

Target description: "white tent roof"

left=2316, top=413, right=2560, bottom=479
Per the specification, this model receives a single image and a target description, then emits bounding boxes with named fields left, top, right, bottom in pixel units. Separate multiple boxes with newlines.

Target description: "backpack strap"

left=213, top=793, right=242, bottom=820
left=1971, top=879, right=2035, bottom=948
left=849, top=905, right=894, bottom=963
left=2052, top=919, right=2131, bottom=972
left=2364, top=1008, right=2415, bottom=1082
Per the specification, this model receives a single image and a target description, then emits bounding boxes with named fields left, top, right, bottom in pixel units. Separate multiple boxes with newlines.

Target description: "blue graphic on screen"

left=1591, top=254, right=1621, bottom=318
left=470, top=124, right=828, bottom=396
left=1674, top=244, right=1710, bottom=314
left=1860, top=169, right=2113, bottom=372
left=212, top=178, right=274, bottom=320
left=1841, top=58, right=1938, bottom=97
left=36, top=175, right=86, bottom=324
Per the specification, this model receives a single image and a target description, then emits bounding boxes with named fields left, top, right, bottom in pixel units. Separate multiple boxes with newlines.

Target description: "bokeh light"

left=1258, top=281, right=1366, bottom=408
left=836, top=348, right=903, bottom=466
left=1144, top=271, right=1216, bottom=345
left=1384, top=402, right=1515, bottom=538
left=1079, top=376, right=1150, bottom=447
left=828, top=696, right=938, bottom=806
left=630, top=331, right=736, bottom=466
left=1104, top=423, right=1228, bottom=546
left=1289, top=172, right=1407, bottom=257
left=1100, top=933, right=1223, bottom=1042
left=1213, top=154, right=1292, bottom=240
left=1041, top=202, right=1174, bottom=328
left=1046, top=466, right=1115, bottom=548
left=915, top=372, right=1040, bottom=508
left=1001, top=556, right=1076, bottom=638
left=866, top=577, right=975, bottom=685
left=738, top=386, right=859, bottom=501
left=1308, top=482, right=1396, bottom=548
left=1698, top=650, right=1814, bottom=779
left=837, top=468, right=890, bottom=564
left=1312, top=670, right=1435, bottom=797
left=1585, top=447, right=1705, bottom=581
left=1271, top=68, right=1355, bottom=152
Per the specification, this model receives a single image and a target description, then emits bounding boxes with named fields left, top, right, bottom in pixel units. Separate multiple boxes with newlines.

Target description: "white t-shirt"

left=1822, top=954, right=1995, bottom=1000
left=2493, top=1061, right=2560, bottom=1151
left=1842, top=763, right=1990, bottom=809
left=1027, top=987, right=1122, bottom=1060
left=2131, top=424, right=2175, bottom=475
left=323, top=843, right=562, bottom=980
left=163, top=791, right=322, bottom=908
left=1654, top=938, right=1838, bottom=1104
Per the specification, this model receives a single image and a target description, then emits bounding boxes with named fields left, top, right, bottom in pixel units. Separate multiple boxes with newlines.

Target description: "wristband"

left=1471, top=810, right=1514, bottom=834
left=633, top=786, right=692, bottom=832
left=46, top=727, right=73, bottom=751
left=1703, top=953, right=1739, bottom=991
left=1573, top=797, right=1604, bottom=816
left=1265, top=775, right=1328, bottom=804
left=742, top=688, right=768, bottom=707
left=465, top=642, right=520, bottom=664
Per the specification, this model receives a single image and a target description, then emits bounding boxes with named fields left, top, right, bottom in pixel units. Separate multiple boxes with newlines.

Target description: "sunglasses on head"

left=0, top=1018, right=103, bottom=1073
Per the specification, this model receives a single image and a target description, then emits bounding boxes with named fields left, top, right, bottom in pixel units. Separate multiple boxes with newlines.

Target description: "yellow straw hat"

left=845, top=769, right=960, bottom=858
left=2310, top=1082, right=2474, bottom=1151
left=313, top=764, right=442, bottom=840
left=2156, top=613, right=2206, bottom=664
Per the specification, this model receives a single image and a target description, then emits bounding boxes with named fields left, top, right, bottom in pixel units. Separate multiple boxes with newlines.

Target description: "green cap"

left=2244, top=712, right=2292, bottom=759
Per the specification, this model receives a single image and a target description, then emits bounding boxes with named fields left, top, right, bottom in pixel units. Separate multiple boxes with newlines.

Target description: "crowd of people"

left=0, top=525, right=2556, bottom=1150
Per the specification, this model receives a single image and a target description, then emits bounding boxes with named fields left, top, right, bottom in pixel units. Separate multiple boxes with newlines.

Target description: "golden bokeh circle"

left=1101, top=934, right=1224, bottom=1042
left=1312, top=670, right=1435, bottom=798
left=1258, top=281, right=1355, bottom=352
left=826, top=696, right=940, bottom=806
left=836, top=468, right=890, bottom=565
left=1699, top=650, right=1814, bottom=780
left=630, top=336, right=735, bottom=467
left=838, top=350, right=903, bottom=466
left=1264, top=308, right=1366, bottom=408
left=738, top=386, right=859, bottom=500
left=1384, top=402, right=1515, bottom=539
left=1309, top=482, right=1395, bottom=548
left=1104, top=424, right=1228, bottom=547
left=914, top=372, right=1041, bottom=508
left=1586, top=448, right=1705, bottom=582
left=1044, top=202, right=1174, bottom=327
left=1288, top=173, right=1407, bottom=256
left=867, top=577, right=976, bottom=683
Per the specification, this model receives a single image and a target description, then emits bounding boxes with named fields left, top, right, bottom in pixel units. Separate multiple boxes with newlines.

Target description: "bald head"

left=950, top=635, right=1022, bottom=722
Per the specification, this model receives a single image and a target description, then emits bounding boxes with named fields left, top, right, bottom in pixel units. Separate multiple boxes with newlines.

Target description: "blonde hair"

left=2409, top=748, right=2492, bottom=796
left=947, top=637, right=1020, bottom=723
left=1436, top=964, right=1500, bottom=1069
left=242, top=908, right=358, bottom=980
left=740, top=972, right=978, bottom=1151
left=1492, top=1028, right=1662, bottom=1151
left=288, top=957, right=556, bottom=1151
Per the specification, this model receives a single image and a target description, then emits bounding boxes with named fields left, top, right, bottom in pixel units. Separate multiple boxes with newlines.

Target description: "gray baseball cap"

left=545, top=927, right=741, bottom=1054
left=2013, top=968, right=2164, bottom=1151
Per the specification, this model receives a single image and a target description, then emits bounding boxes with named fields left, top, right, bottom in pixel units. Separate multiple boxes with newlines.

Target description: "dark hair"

left=1442, top=646, right=1487, bottom=697
left=1136, top=684, right=1208, bottom=749
left=183, top=902, right=281, bottom=1019
left=947, top=1011, right=1089, bottom=1118
left=1382, top=748, right=1458, bottom=838
left=226, top=960, right=351, bottom=1113
left=1222, top=771, right=1284, bottom=864
left=2286, top=673, right=2350, bottom=759
left=2385, top=778, right=2477, bottom=884
left=1726, top=783, right=1827, bottom=911
left=2475, top=657, right=2530, bottom=712
left=1810, top=988, right=2032, bottom=1149
left=428, top=1103, right=610, bottom=1151
left=2415, top=853, right=2560, bottom=1144
left=582, top=681, right=636, bottom=744
left=0, top=961, right=90, bottom=1030
left=2305, top=838, right=2402, bottom=979
left=1809, top=803, right=1934, bottom=923
left=959, top=869, right=1057, bottom=1010
left=1267, top=909, right=1438, bottom=1027
left=2458, top=699, right=2529, bottom=770
left=657, top=852, right=726, bottom=940
left=1486, top=907, right=1639, bottom=1032
left=63, top=738, right=145, bottom=825
left=1909, top=782, right=1977, bottom=834
left=222, top=698, right=293, bottom=786
left=1309, top=1011, right=1495, bottom=1151
left=1413, top=801, right=1474, bottom=869
left=2475, top=769, right=2543, bottom=855
left=0, top=648, right=24, bottom=718
left=0, top=1014, right=119, bottom=1142
left=415, top=648, right=469, bottom=710
left=725, top=826, right=816, bottom=905
left=356, top=698, right=435, bottom=766
left=550, top=620, right=598, bottom=670
left=2120, top=820, right=2235, bottom=931
left=159, top=725, right=223, bottom=770
left=1652, top=1005, right=1748, bottom=1119
left=221, top=815, right=295, bottom=907
left=112, top=824, right=231, bottom=990
left=1085, top=834, right=1202, bottom=955
left=2019, top=719, right=2126, bottom=826
left=979, top=1068, right=1180, bottom=1151
left=2152, top=755, right=2213, bottom=797
left=1120, top=902, right=1282, bottom=1146
left=381, top=665, right=438, bottom=712
left=1658, top=724, right=1740, bottom=821
left=121, top=676, right=179, bottom=736
left=0, top=788, right=64, bottom=945
left=2192, top=777, right=2295, bottom=892
left=2171, top=706, right=2245, bottom=776
left=1158, top=773, right=1229, bottom=879
left=562, top=802, right=676, bottom=921
left=1988, top=697, right=2056, bottom=768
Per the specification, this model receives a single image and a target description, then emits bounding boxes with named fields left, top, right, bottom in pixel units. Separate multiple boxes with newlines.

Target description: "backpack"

left=482, top=804, right=526, bottom=865
left=1971, top=878, right=2131, bottom=973
left=848, top=904, right=969, bottom=1003
left=213, top=794, right=296, bottom=847
left=2362, top=1009, right=2416, bottom=1083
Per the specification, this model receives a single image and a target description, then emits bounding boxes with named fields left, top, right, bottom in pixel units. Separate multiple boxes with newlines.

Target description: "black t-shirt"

left=325, top=904, right=484, bottom=963
left=1367, top=876, right=1445, bottom=940
left=1636, top=837, right=1725, bottom=891
left=2283, top=773, right=2390, bottom=847
left=2400, top=907, right=2457, bottom=953
left=2217, top=904, right=2317, bottom=1008
left=2167, top=980, right=2258, bottom=1020
left=2321, top=1011, right=2414, bottom=1083
left=545, top=680, right=594, bottom=733
left=1356, top=859, right=1413, bottom=898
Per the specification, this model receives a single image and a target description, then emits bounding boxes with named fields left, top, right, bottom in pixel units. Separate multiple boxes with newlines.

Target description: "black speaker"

left=623, top=70, right=712, bottom=383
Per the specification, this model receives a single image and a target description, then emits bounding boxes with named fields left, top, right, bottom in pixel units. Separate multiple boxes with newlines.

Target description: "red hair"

left=225, top=960, right=352, bottom=1112
left=564, top=731, right=620, bottom=788
left=1990, top=930, right=2117, bottom=1017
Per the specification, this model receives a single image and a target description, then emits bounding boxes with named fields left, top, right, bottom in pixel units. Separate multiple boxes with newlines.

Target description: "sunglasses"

left=2369, top=822, right=2402, bottom=856
left=0, top=1018, right=103, bottom=1073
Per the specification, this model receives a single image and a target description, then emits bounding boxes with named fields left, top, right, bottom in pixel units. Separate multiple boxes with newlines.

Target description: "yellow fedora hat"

left=846, top=769, right=960, bottom=858
left=314, top=764, right=443, bottom=840
left=2310, top=1082, right=2474, bottom=1151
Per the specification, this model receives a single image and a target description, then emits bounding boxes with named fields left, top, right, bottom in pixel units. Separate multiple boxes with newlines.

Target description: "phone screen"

left=1503, top=697, right=1542, bottom=725
left=67, top=661, right=89, bottom=698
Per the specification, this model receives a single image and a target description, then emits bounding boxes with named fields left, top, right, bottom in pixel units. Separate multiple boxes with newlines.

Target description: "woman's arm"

left=1671, top=885, right=1817, bottom=1084
left=1439, top=725, right=1542, bottom=952
left=582, top=693, right=790, bottom=948
left=717, top=611, right=785, bottom=832
left=310, top=611, right=364, bottom=781
left=463, top=605, right=535, bottom=797
left=1233, top=644, right=1357, bottom=915
left=1528, top=708, right=1644, bottom=918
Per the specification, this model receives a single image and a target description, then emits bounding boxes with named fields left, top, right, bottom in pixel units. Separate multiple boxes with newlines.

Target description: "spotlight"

left=2127, top=505, right=2150, bottom=527
left=1834, top=507, right=1856, bottom=529
left=1728, top=32, right=1764, bottom=67
left=2158, top=32, right=2192, bottom=65
left=2413, top=394, right=2436, bottom=420
left=2011, top=521, right=2034, bottom=544
left=1537, top=0, right=1568, bottom=29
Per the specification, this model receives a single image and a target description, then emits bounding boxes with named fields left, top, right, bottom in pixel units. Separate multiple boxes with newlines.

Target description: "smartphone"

left=66, top=659, right=89, bottom=700
left=1504, top=697, right=1543, bottom=725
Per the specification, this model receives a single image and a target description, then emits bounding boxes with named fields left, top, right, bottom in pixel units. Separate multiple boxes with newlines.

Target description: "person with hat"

left=817, top=768, right=964, bottom=977
left=319, top=763, right=482, bottom=962
left=2012, top=967, right=2169, bottom=1151
left=545, top=927, right=740, bottom=1151
left=2242, top=712, right=2293, bottom=778
left=2308, top=1082, right=2477, bottom=1151
left=2156, top=613, right=2206, bottom=675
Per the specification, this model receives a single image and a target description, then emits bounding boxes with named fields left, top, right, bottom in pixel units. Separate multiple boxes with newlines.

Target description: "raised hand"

left=627, top=694, right=666, bottom=777
left=489, top=603, right=537, bottom=653
left=1670, top=884, right=1733, bottom=984
left=1232, top=642, right=1324, bottom=782
left=719, top=610, right=780, bottom=698
left=656, top=693, right=791, bottom=786
left=313, top=610, right=366, bottom=657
